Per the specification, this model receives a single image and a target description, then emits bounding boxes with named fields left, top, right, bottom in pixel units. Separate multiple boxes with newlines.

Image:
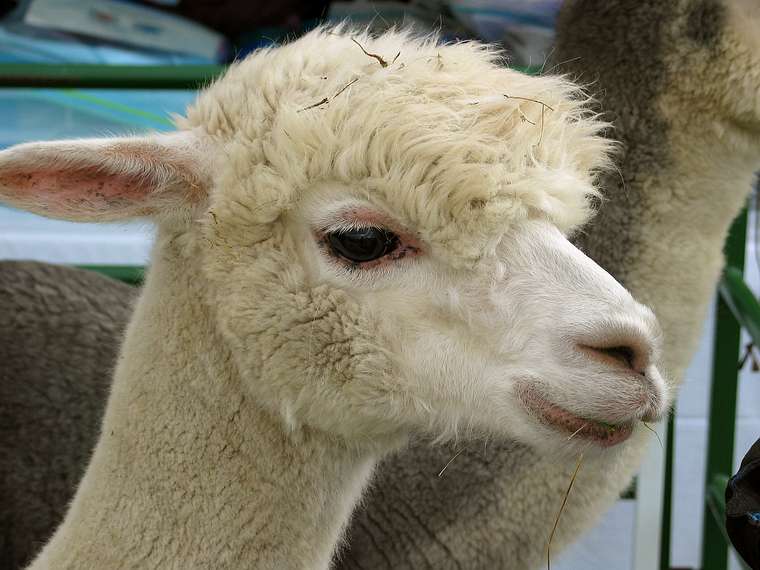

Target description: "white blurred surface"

left=0, top=206, right=154, bottom=265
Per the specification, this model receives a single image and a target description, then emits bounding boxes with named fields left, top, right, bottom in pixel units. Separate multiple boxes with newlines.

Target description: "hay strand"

left=547, top=452, right=584, bottom=570
left=332, top=77, right=360, bottom=99
left=299, top=97, right=329, bottom=112
left=351, top=37, right=389, bottom=67
left=503, top=94, right=554, bottom=146
left=642, top=421, right=664, bottom=450
left=437, top=447, right=467, bottom=478
left=298, top=77, right=360, bottom=112
left=566, top=423, right=588, bottom=442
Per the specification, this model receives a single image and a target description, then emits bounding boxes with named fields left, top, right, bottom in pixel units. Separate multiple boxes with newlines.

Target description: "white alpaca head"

left=0, top=28, right=668, bottom=453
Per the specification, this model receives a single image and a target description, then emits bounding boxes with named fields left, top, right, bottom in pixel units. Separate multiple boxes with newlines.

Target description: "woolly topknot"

left=181, top=26, right=613, bottom=265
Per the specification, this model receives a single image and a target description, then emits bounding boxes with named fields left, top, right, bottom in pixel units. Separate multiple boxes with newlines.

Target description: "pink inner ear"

left=0, top=165, right=152, bottom=214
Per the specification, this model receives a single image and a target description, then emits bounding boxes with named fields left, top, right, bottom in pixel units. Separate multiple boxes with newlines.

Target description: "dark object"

left=161, top=0, right=330, bottom=37
left=726, top=438, right=760, bottom=569
left=0, top=0, right=17, bottom=19
left=141, top=0, right=331, bottom=59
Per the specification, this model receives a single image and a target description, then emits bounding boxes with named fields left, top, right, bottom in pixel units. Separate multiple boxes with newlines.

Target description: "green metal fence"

left=0, top=63, right=224, bottom=89
left=700, top=208, right=756, bottom=570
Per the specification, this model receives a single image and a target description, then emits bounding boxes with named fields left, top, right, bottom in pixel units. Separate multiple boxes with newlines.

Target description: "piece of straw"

left=547, top=452, right=584, bottom=570
left=642, top=421, right=664, bottom=450
left=351, top=37, right=389, bottom=67
left=437, top=447, right=467, bottom=478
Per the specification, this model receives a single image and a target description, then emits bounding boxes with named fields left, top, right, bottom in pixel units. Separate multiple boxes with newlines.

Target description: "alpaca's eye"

left=326, top=228, right=400, bottom=263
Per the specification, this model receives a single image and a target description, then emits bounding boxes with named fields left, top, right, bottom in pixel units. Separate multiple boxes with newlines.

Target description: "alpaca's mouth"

left=519, top=386, right=634, bottom=447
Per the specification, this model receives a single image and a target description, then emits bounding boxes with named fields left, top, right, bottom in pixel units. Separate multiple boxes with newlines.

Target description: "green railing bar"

left=660, top=411, right=675, bottom=570
left=0, top=62, right=540, bottom=91
left=702, top=292, right=740, bottom=570
left=79, top=265, right=144, bottom=286
left=0, top=64, right=224, bottom=89
left=702, top=207, right=748, bottom=570
left=719, top=266, right=760, bottom=347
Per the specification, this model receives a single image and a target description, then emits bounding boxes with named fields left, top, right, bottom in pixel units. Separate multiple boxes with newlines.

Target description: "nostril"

left=574, top=320, right=656, bottom=376
left=599, top=345, right=635, bottom=369
left=578, top=343, right=642, bottom=374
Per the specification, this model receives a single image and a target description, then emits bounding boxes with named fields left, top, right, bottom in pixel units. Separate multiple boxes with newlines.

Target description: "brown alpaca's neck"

left=556, top=0, right=760, bottom=376
left=579, top=118, right=760, bottom=376
left=27, top=251, right=376, bottom=570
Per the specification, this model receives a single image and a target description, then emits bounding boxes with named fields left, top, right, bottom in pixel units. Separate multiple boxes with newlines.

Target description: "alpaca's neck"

left=555, top=0, right=760, bottom=377
left=27, top=248, right=375, bottom=570
left=581, top=120, right=760, bottom=376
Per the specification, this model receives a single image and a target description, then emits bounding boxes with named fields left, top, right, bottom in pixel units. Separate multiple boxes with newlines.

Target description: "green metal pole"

left=701, top=208, right=748, bottom=570
left=0, top=64, right=224, bottom=89
left=720, top=266, right=760, bottom=346
left=0, top=63, right=539, bottom=90
left=660, top=411, right=675, bottom=570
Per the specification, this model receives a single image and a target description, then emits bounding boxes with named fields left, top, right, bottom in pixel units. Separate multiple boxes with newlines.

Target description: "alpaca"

left=6, top=3, right=758, bottom=567
left=0, top=28, right=667, bottom=569
left=0, top=262, right=137, bottom=570
left=338, top=1, right=760, bottom=568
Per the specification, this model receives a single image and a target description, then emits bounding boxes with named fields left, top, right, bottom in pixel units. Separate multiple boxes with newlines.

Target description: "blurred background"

left=0, top=2, right=756, bottom=569
left=0, top=0, right=561, bottom=67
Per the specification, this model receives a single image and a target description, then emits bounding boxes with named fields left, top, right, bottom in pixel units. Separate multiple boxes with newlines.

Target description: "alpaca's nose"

left=575, top=325, right=665, bottom=422
left=575, top=317, right=657, bottom=377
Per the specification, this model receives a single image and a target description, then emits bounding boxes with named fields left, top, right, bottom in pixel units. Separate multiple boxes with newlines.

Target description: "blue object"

left=0, top=88, right=195, bottom=149
left=0, top=23, right=216, bottom=64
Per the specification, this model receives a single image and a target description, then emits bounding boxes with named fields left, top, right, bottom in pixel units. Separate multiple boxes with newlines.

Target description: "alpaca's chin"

left=518, top=385, right=637, bottom=448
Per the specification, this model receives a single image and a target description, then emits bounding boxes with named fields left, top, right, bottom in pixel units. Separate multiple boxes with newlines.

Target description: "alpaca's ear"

left=0, top=131, right=209, bottom=222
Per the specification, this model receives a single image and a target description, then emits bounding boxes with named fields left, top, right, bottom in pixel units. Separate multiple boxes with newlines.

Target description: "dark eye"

left=326, top=227, right=400, bottom=263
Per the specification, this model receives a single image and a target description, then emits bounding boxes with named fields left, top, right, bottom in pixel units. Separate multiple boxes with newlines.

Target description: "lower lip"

left=519, top=386, right=634, bottom=447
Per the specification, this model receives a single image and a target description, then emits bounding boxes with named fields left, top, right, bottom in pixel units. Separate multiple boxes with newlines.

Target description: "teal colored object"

left=0, top=88, right=195, bottom=149
left=0, top=25, right=215, bottom=65
left=27, top=89, right=179, bottom=129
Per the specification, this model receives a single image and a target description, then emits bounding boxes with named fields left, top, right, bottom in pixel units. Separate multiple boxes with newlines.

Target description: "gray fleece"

left=0, top=262, right=137, bottom=569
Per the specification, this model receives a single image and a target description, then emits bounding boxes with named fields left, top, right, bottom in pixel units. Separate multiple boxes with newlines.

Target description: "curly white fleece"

left=180, top=27, right=612, bottom=266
